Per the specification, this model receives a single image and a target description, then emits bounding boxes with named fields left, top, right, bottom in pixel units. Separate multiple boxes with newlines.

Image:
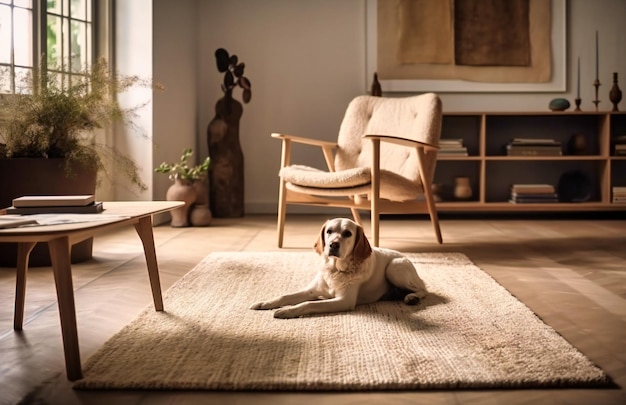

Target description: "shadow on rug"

left=74, top=252, right=612, bottom=391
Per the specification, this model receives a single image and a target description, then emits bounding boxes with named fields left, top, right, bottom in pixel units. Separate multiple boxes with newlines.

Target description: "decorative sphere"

left=549, top=98, right=571, bottom=111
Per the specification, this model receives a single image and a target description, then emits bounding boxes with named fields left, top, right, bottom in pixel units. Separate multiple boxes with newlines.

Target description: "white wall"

left=114, top=0, right=153, bottom=201
left=118, top=0, right=626, bottom=214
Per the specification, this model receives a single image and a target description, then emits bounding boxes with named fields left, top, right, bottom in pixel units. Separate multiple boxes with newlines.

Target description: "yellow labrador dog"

left=250, top=218, right=428, bottom=318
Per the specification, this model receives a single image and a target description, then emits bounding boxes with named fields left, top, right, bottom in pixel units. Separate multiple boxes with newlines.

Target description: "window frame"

left=1, top=0, right=111, bottom=95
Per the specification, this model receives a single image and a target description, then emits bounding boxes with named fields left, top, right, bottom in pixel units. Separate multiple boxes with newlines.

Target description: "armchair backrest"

left=334, top=93, right=442, bottom=185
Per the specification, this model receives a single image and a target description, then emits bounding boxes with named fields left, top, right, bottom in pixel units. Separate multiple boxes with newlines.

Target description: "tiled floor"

left=0, top=214, right=624, bottom=404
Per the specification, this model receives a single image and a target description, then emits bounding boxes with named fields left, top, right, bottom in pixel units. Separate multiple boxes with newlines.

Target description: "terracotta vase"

left=166, top=178, right=197, bottom=227
left=190, top=179, right=212, bottom=226
left=207, top=91, right=245, bottom=218
left=190, top=204, right=213, bottom=226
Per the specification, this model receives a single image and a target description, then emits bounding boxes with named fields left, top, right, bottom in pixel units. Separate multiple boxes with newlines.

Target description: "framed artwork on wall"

left=366, top=0, right=567, bottom=93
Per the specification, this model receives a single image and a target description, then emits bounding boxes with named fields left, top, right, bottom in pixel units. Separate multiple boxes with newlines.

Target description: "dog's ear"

left=313, top=221, right=327, bottom=255
left=352, top=224, right=372, bottom=262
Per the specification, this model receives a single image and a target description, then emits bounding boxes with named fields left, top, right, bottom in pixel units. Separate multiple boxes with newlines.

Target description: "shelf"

left=436, top=201, right=626, bottom=212
left=435, top=111, right=626, bottom=213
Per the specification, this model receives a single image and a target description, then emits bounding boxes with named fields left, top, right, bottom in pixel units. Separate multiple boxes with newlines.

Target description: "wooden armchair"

left=273, top=93, right=443, bottom=247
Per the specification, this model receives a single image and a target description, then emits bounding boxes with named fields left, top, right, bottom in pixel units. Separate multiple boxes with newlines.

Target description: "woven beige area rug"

left=74, top=252, right=611, bottom=391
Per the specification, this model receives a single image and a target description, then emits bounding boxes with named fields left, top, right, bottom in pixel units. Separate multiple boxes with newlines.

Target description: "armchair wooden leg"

left=417, top=149, right=443, bottom=244
left=371, top=138, right=381, bottom=247
left=276, top=138, right=292, bottom=248
left=277, top=180, right=288, bottom=248
left=350, top=208, right=362, bottom=226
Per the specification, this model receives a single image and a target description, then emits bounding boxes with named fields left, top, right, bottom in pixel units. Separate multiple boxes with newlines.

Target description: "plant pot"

left=166, top=179, right=197, bottom=227
left=0, top=158, right=97, bottom=267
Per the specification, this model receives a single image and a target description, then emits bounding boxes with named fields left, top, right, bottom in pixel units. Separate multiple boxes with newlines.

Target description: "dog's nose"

left=329, top=241, right=340, bottom=250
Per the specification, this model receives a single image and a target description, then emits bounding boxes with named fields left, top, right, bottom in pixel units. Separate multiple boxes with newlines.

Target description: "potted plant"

left=0, top=57, right=160, bottom=265
left=155, top=148, right=211, bottom=227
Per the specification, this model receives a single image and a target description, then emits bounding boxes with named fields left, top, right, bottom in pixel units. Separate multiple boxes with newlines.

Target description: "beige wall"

left=122, top=0, right=626, bottom=214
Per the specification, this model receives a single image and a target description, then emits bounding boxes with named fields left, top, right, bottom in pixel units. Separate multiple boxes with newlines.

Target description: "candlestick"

left=593, top=79, right=601, bottom=111
left=595, top=31, right=599, bottom=81
left=577, top=57, right=580, bottom=98
left=575, top=57, right=581, bottom=111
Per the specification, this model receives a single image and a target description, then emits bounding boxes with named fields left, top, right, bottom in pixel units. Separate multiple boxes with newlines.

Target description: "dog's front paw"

left=273, top=307, right=301, bottom=319
left=250, top=301, right=277, bottom=310
left=404, top=291, right=426, bottom=305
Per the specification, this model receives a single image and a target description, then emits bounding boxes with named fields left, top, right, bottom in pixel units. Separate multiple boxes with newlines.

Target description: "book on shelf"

left=439, top=148, right=468, bottom=156
left=511, top=184, right=555, bottom=193
left=510, top=195, right=559, bottom=203
left=440, top=138, right=465, bottom=146
left=12, top=194, right=95, bottom=208
left=5, top=201, right=104, bottom=215
left=506, top=147, right=563, bottom=156
left=439, top=138, right=468, bottom=156
left=510, top=138, right=561, bottom=146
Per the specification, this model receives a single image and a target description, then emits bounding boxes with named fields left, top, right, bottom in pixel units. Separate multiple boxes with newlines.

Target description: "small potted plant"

left=155, top=148, right=211, bottom=227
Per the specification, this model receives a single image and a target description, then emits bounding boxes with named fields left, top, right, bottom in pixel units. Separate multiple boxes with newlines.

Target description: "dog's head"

left=313, top=218, right=372, bottom=263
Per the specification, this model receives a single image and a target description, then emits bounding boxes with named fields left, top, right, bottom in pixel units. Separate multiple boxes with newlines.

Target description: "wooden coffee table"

left=0, top=201, right=183, bottom=380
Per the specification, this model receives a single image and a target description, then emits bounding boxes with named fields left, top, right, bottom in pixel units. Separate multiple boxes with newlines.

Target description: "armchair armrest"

left=271, top=133, right=338, bottom=148
left=271, top=133, right=338, bottom=171
left=363, top=134, right=439, bottom=151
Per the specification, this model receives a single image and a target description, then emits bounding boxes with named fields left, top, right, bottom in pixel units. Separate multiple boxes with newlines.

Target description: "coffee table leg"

left=14, top=241, right=37, bottom=330
left=134, top=216, right=164, bottom=311
left=48, top=236, right=82, bottom=381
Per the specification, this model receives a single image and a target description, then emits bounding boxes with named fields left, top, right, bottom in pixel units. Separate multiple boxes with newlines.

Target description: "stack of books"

left=439, top=138, right=468, bottom=156
left=506, top=138, right=562, bottom=156
left=612, top=135, right=626, bottom=156
left=6, top=195, right=104, bottom=214
left=612, top=187, right=626, bottom=204
left=510, top=184, right=558, bottom=204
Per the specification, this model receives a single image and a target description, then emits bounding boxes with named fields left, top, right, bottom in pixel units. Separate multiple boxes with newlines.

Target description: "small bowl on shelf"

left=549, top=98, right=571, bottom=111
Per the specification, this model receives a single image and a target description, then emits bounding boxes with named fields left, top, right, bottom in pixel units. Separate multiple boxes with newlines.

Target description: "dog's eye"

left=326, top=229, right=333, bottom=235
left=341, top=230, right=352, bottom=238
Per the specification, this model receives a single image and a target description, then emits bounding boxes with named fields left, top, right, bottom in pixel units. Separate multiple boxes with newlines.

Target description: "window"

left=0, top=0, right=96, bottom=94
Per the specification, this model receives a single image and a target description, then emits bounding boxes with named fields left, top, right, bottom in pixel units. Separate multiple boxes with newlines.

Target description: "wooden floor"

left=1, top=214, right=625, bottom=405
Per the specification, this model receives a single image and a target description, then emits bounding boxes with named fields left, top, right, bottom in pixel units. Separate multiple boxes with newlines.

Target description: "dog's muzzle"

left=328, top=241, right=340, bottom=258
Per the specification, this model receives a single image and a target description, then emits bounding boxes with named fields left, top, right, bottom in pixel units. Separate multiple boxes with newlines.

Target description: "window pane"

left=70, top=0, right=85, bottom=20
left=70, top=19, right=84, bottom=72
left=14, top=66, right=33, bottom=94
left=47, top=0, right=61, bottom=15
left=15, top=0, right=33, bottom=7
left=62, top=16, right=69, bottom=67
left=0, top=5, right=11, bottom=64
left=47, top=14, right=62, bottom=66
left=14, top=7, right=33, bottom=67
left=0, top=64, right=11, bottom=93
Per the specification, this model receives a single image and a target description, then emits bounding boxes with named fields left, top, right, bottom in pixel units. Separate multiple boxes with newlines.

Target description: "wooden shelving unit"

left=434, top=111, right=626, bottom=212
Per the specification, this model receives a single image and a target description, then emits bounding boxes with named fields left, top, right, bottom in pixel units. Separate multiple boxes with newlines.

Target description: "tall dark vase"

left=207, top=91, right=245, bottom=218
